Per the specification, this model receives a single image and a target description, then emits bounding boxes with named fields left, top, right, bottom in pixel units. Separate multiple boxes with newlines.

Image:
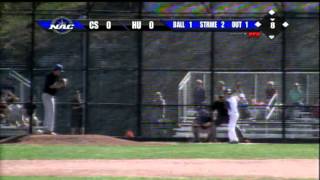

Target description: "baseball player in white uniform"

left=224, top=88, right=240, bottom=144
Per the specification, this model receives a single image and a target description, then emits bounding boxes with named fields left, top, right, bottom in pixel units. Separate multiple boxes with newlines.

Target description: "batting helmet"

left=224, top=88, right=232, bottom=95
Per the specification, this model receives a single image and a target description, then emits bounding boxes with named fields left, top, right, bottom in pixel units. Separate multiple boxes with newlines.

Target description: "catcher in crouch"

left=192, top=108, right=215, bottom=142
left=192, top=96, right=229, bottom=143
left=42, top=64, right=67, bottom=135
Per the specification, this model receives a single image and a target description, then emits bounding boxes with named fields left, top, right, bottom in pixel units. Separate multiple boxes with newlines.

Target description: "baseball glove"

left=51, top=78, right=68, bottom=89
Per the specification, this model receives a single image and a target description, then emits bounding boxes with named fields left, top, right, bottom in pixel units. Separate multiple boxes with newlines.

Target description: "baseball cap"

left=196, top=79, right=203, bottom=84
left=224, top=88, right=232, bottom=94
left=218, top=80, right=225, bottom=85
left=54, top=64, right=64, bottom=72
left=267, top=81, right=274, bottom=85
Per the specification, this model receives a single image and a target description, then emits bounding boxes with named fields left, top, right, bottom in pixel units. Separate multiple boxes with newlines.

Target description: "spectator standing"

left=153, top=91, right=166, bottom=119
left=289, top=82, right=304, bottom=106
left=233, top=81, right=244, bottom=97
left=238, top=93, right=251, bottom=120
left=288, top=82, right=305, bottom=119
left=71, top=90, right=83, bottom=135
left=216, top=80, right=226, bottom=98
left=265, top=81, right=277, bottom=103
left=193, top=79, right=206, bottom=110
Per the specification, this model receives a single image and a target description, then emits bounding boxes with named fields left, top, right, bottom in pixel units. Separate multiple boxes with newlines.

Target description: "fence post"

left=28, top=2, right=36, bottom=134
left=136, top=2, right=143, bottom=137
left=83, top=2, right=90, bottom=135
left=281, top=2, right=287, bottom=141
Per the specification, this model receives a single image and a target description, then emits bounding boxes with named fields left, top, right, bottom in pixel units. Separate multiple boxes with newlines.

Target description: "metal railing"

left=8, top=69, right=31, bottom=103
left=265, top=93, right=278, bottom=120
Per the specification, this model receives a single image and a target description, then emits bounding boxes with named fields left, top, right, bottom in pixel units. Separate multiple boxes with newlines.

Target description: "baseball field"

left=0, top=135, right=319, bottom=180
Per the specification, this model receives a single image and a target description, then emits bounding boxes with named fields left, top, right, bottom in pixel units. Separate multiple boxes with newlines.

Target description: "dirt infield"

left=11, top=135, right=167, bottom=146
left=2, top=135, right=318, bottom=179
left=1, top=159, right=318, bottom=179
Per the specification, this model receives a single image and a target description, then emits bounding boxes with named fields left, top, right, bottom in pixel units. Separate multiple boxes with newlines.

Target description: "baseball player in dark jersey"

left=42, top=64, right=67, bottom=135
left=211, top=94, right=246, bottom=143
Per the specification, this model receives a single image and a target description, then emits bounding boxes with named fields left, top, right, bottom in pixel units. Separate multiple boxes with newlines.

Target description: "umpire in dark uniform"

left=192, top=108, right=214, bottom=142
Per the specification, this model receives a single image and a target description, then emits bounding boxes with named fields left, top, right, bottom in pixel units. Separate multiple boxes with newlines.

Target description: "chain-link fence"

left=0, top=2, right=319, bottom=140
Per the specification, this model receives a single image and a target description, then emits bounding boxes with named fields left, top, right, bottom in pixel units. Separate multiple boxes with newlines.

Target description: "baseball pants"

left=228, top=113, right=239, bottom=142
left=42, top=93, right=55, bottom=132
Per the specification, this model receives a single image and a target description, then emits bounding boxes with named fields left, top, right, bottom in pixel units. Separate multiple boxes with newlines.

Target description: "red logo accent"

left=247, top=32, right=261, bottom=38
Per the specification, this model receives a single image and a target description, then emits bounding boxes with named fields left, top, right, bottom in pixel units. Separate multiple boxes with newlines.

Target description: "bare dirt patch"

left=9, top=135, right=167, bottom=146
left=1, top=159, right=318, bottom=179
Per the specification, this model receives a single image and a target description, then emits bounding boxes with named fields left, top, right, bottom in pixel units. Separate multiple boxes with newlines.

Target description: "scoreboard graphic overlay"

left=37, top=10, right=289, bottom=39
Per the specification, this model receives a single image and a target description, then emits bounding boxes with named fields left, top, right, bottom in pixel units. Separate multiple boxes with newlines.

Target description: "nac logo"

left=49, top=17, right=74, bottom=34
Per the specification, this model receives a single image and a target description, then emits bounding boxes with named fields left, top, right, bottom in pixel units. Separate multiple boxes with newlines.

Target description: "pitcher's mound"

left=14, top=135, right=165, bottom=146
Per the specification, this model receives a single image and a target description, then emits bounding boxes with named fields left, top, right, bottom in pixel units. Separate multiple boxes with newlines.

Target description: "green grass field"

left=1, top=143, right=318, bottom=180
left=0, top=143, right=318, bottom=160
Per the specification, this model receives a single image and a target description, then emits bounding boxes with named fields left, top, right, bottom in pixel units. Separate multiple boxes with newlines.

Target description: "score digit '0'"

left=106, top=21, right=111, bottom=29
left=149, top=21, right=154, bottom=29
